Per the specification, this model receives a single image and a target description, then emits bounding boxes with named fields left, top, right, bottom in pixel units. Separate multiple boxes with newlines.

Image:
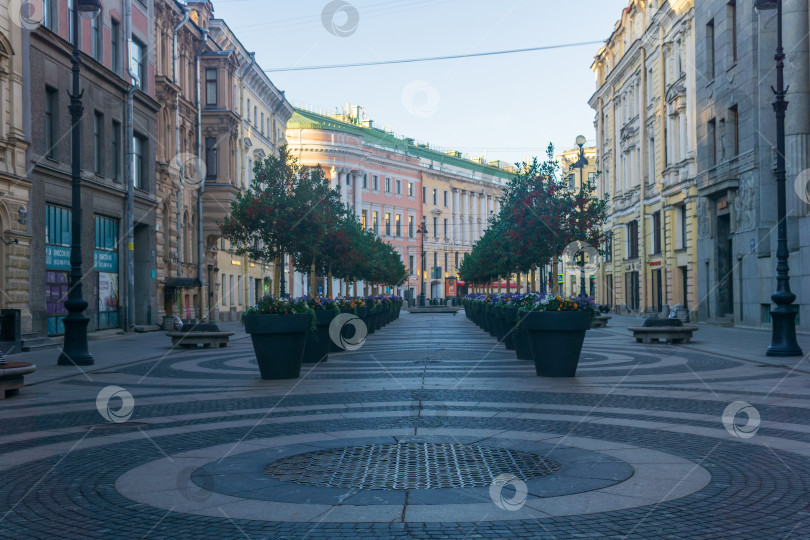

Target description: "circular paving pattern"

left=263, top=442, right=561, bottom=489
left=5, top=312, right=810, bottom=538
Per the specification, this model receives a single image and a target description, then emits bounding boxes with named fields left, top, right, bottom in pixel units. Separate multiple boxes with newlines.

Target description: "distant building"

left=286, top=105, right=511, bottom=301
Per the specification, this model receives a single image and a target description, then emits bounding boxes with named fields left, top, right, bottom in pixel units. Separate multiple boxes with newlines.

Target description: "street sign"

left=557, top=274, right=564, bottom=284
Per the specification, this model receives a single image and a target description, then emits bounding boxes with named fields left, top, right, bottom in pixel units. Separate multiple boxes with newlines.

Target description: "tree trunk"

left=353, top=279, right=358, bottom=297
left=516, top=273, right=521, bottom=293
left=273, top=257, right=281, bottom=297
left=552, top=256, right=559, bottom=295
left=530, top=268, right=536, bottom=293
left=327, top=267, right=333, bottom=298
left=310, top=259, right=316, bottom=298
left=506, top=276, right=511, bottom=294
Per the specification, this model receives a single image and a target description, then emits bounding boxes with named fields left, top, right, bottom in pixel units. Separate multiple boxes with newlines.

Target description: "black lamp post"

left=58, top=0, right=102, bottom=366
left=417, top=217, right=428, bottom=307
left=756, top=0, right=802, bottom=356
left=574, top=135, right=589, bottom=297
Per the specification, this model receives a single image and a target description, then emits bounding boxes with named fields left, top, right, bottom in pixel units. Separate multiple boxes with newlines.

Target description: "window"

left=46, top=204, right=72, bottom=246
left=432, top=189, right=438, bottom=206
left=93, top=112, right=103, bottom=175
left=385, top=213, right=391, bottom=236
left=346, top=173, right=351, bottom=186
left=205, top=137, right=217, bottom=178
left=361, top=210, right=367, bottom=229
left=708, top=118, right=717, bottom=165
left=627, top=220, right=639, bottom=259
left=45, top=87, right=57, bottom=159
left=110, top=19, right=120, bottom=74
left=423, top=186, right=427, bottom=203
left=454, top=252, right=459, bottom=268
left=247, top=158, right=253, bottom=184
left=443, top=218, right=448, bottom=238
left=605, top=236, right=613, bottom=263
left=222, top=274, right=227, bottom=305
left=205, top=68, right=217, bottom=107
left=443, top=191, right=448, bottom=207
left=246, top=99, right=251, bottom=119
left=254, top=106, right=257, bottom=126
left=44, top=0, right=57, bottom=31
left=131, top=39, right=145, bottom=90
left=648, top=137, right=656, bottom=182
left=260, top=112, right=264, bottom=134
left=728, top=105, right=739, bottom=157
left=433, top=217, right=438, bottom=238
left=409, top=255, right=414, bottom=275
left=396, top=179, right=401, bottom=195
left=373, top=175, right=379, bottom=190
left=362, top=174, right=367, bottom=189
left=385, top=177, right=391, bottom=192
left=373, top=211, right=379, bottom=233
left=568, top=173, right=575, bottom=189
left=728, top=1, right=737, bottom=63
left=677, top=205, right=687, bottom=250
left=395, top=214, right=401, bottom=236
left=408, top=182, right=414, bottom=197
left=706, top=20, right=715, bottom=80
left=111, top=121, right=121, bottom=181
left=91, top=15, right=102, bottom=61
left=652, top=212, right=662, bottom=254
left=230, top=275, right=234, bottom=306
left=409, top=216, right=414, bottom=237
left=133, top=134, right=146, bottom=189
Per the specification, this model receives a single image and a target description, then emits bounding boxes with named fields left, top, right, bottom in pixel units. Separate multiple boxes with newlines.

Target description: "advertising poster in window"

left=98, top=272, right=119, bottom=313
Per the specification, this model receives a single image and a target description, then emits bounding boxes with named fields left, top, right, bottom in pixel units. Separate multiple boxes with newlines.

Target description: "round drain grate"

left=264, top=442, right=561, bottom=490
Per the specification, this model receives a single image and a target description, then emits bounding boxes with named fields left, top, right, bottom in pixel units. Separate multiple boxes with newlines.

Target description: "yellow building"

left=208, top=19, right=293, bottom=320
left=555, top=146, right=598, bottom=297
left=589, top=0, right=698, bottom=318
left=0, top=8, right=30, bottom=335
left=420, top=160, right=509, bottom=300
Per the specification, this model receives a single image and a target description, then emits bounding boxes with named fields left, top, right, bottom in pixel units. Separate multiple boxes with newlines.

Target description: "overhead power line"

left=264, top=40, right=605, bottom=73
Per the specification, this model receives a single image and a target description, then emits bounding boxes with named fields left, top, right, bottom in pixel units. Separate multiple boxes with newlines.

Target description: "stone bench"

left=0, top=361, right=37, bottom=398
left=591, top=315, right=612, bottom=329
left=165, top=331, right=235, bottom=349
left=628, top=325, right=698, bottom=344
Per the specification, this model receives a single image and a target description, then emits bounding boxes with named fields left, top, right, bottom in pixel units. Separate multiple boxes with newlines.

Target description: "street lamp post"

left=756, top=0, right=802, bottom=356
left=574, top=135, right=589, bottom=297
left=417, top=217, right=428, bottom=307
left=59, top=0, right=103, bottom=366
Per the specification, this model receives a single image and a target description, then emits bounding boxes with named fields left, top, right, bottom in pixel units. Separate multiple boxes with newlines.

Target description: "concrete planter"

left=244, top=314, right=310, bottom=380
left=522, top=311, right=592, bottom=377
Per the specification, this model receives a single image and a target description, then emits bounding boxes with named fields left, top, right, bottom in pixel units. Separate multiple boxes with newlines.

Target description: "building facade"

left=207, top=17, right=292, bottom=321
left=286, top=105, right=511, bottom=302
left=28, top=0, right=159, bottom=337
left=695, top=0, right=810, bottom=329
left=0, top=3, right=31, bottom=337
left=590, top=0, right=699, bottom=319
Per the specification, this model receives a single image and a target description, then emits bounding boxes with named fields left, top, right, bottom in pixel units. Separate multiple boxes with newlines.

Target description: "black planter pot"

left=523, top=311, right=592, bottom=377
left=302, top=310, right=337, bottom=363
left=487, top=306, right=498, bottom=337
left=514, top=322, right=533, bottom=360
left=244, top=314, right=311, bottom=379
left=501, top=307, right=517, bottom=350
left=493, top=307, right=507, bottom=342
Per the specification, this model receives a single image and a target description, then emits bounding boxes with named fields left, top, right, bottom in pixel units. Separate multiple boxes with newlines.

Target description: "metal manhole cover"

left=264, top=442, right=560, bottom=489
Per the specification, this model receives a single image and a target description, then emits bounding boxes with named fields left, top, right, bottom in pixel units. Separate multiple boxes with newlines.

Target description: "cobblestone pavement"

left=2, top=312, right=810, bottom=538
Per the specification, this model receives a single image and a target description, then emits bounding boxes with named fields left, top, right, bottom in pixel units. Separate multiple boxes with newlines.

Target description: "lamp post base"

left=58, top=315, right=94, bottom=366
left=766, top=309, right=803, bottom=357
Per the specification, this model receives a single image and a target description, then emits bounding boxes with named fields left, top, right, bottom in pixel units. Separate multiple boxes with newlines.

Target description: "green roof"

left=287, top=109, right=514, bottom=180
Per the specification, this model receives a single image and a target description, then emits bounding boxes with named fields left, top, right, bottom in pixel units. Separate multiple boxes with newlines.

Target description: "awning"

left=456, top=281, right=466, bottom=286
left=164, top=278, right=202, bottom=288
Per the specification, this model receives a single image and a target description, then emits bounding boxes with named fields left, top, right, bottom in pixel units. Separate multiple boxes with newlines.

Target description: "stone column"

left=353, top=170, right=364, bottom=217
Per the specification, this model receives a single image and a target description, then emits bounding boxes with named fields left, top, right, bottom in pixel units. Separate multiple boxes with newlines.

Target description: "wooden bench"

left=629, top=323, right=698, bottom=344
left=591, top=315, right=612, bottom=329
left=165, top=331, right=234, bottom=348
left=0, top=361, right=37, bottom=398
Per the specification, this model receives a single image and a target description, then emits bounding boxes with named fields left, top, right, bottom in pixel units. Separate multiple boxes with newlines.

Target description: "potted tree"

left=520, top=294, right=597, bottom=377
left=242, top=296, right=315, bottom=379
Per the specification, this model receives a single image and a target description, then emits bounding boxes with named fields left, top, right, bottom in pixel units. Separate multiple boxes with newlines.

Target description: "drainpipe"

left=240, top=52, right=256, bottom=188
left=196, top=28, right=209, bottom=318
left=125, top=0, right=138, bottom=331
left=173, top=6, right=189, bottom=280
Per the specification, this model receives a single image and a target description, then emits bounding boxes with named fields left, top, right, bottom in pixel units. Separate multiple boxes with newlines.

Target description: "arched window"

left=163, top=201, right=171, bottom=262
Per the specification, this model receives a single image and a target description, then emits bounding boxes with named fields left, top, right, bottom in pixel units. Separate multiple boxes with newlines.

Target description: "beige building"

left=207, top=19, right=292, bottom=320
left=420, top=159, right=509, bottom=300
left=555, top=146, right=599, bottom=297
left=0, top=6, right=30, bottom=336
left=590, top=0, right=698, bottom=318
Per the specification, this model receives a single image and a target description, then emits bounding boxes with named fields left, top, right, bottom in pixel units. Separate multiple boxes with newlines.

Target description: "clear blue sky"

left=212, top=0, right=628, bottom=166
